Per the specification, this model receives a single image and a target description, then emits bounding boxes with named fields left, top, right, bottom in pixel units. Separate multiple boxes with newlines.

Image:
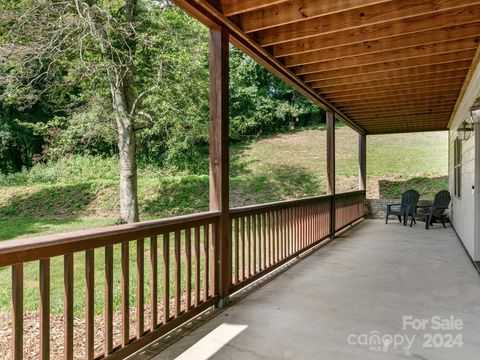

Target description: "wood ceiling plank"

left=367, top=127, right=448, bottom=134
left=309, top=62, right=471, bottom=87
left=253, top=0, right=480, bottom=46
left=335, top=92, right=460, bottom=108
left=239, top=0, right=390, bottom=33
left=340, top=100, right=457, bottom=113
left=219, top=0, right=289, bottom=17
left=328, top=84, right=463, bottom=102
left=283, top=23, right=480, bottom=67
left=313, top=71, right=468, bottom=93
left=272, top=7, right=480, bottom=57
left=321, top=78, right=465, bottom=99
left=293, top=37, right=479, bottom=74
left=302, top=51, right=475, bottom=81
left=351, top=109, right=454, bottom=120
left=356, top=117, right=452, bottom=127
left=448, top=40, right=480, bottom=127
left=338, top=93, right=458, bottom=110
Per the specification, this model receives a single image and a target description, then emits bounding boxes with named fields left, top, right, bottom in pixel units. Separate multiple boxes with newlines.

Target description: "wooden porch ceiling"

left=173, top=0, right=480, bottom=135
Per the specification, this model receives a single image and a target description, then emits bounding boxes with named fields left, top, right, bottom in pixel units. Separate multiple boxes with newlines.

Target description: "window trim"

left=454, top=137, right=462, bottom=198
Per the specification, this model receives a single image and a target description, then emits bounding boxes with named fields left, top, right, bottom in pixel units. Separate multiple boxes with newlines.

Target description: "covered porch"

left=1, top=0, right=480, bottom=359
left=143, top=220, right=480, bottom=360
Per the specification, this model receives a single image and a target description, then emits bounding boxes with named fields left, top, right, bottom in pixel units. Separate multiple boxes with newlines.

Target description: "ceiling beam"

left=253, top=0, right=480, bottom=46
left=293, top=37, right=479, bottom=74
left=282, top=23, right=480, bottom=67
left=239, top=0, right=390, bottom=33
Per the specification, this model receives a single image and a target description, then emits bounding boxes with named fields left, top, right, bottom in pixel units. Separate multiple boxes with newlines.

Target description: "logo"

left=347, top=315, right=463, bottom=353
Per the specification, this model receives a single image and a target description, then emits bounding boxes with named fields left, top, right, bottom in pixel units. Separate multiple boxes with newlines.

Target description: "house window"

left=454, top=137, right=462, bottom=198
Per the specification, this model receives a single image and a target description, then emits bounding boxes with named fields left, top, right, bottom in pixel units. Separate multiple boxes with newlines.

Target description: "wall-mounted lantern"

left=457, top=120, right=474, bottom=141
left=470, top=97, right=480, bottom=124
left=457, top=97, right=480, bottom=141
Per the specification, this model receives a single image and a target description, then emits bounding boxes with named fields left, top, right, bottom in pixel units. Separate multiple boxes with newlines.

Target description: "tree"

left=0, top=0, right=155, bottom=223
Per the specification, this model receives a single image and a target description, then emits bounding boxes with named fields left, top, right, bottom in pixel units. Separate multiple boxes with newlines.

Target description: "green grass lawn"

left=0, top=127, right=448, bottom=241
left=0, top=127, right=448, bottom=314
left=233, top=126, right=448, bottom=198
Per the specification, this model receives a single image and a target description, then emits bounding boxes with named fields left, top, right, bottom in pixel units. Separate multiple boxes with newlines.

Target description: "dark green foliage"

left=0, top=2, right=323, bottom=176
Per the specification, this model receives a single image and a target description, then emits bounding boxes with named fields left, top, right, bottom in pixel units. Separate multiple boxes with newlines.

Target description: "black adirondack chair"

left=385, top=189, right=420, bottom=226
left=409, top=190, right=451, bottom=229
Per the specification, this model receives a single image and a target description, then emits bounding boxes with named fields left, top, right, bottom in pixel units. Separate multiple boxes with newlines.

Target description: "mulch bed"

left=0, top=299, right=189, bottom=359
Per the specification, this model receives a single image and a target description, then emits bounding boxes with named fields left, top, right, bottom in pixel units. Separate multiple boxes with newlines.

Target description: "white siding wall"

left=448, top=59, right=480, bottom=260
left=448, top=130, right=475, bottom=256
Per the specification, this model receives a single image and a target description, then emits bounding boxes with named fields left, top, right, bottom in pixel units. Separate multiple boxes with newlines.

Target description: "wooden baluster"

left=309, top=205, right=313, bottom=244
left=209, top=224, right=215, bottom=298
left=293, top=207, right=297, bottom=253
left=270, top=211, right=274, bottom=265
left=252, top=214, right=257, bottom=274
left=234, top=218, right=239, bottom=283
left=185, top=229, right=192, bottom=311
left=278, top=210, right=283, bottom=260
left=137, top=239, right=145, bottom=338
left=121, top=242, right=130, bottom=346
left=162, top=233, right=170, bottom=324
left=291, top=207, right=295, bottom=253
left=105, top=245, right=113, bottom=354
left=194, top=228, right=200, bottom=306
left=64, top=254, right=73, bottom=360
left=174, top=231, right=181, bottom=317
left=203, top=226, right=209, bottom=301
left=150, top=236, right=158, bottom=330
left=246, top=215, right=251, bottom=278
left=85, top=249, right=94, bottom=360
left=240, top=217, right=245, bottom=281
left=283, top=209, right=286, bottom=257
left=287, top=208, right=291, bottom=256
left=261, top=212, right=266, bottom=270
left=276, top=210, right=280, bottom=261
left=278, top=210, right=282, bottom=259
left=39, top=259, right=50, bottom=360
left=12, top=264, right=23, bottom=360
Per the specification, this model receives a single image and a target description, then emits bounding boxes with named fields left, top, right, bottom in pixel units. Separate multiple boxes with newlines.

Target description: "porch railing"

left=0, top=190, right=364, bottom=359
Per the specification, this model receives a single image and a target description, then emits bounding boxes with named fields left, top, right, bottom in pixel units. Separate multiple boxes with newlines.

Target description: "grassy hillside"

left=0, top=127, right=448, bottom=240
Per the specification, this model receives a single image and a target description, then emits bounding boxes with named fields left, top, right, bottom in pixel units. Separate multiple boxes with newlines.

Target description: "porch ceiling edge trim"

left=448, top=42, right=480, bottom=128
left=171, top=0, right=366, bottom=135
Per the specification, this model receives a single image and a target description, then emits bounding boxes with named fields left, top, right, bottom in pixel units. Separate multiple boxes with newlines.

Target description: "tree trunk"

left=76, top=0, right=140, bottom=223
left=110, top=74, right=139, bottom=223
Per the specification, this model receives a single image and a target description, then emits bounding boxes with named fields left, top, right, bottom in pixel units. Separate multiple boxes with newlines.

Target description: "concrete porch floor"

left=139, top=219, right=480, bottom=360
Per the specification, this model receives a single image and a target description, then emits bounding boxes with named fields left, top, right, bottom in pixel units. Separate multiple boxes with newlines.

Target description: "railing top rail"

left=0, top=211, right=221, bottom=267
left=334, top=190, right=366, bottom=199
left=229, top=194, right=334, bottom=216
left=229, top=190, right=365, bottom=216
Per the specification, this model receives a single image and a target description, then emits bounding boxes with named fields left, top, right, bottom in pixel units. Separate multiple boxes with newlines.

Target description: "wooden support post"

left=209, top=24, right=230, bottom=308
left=359, top=133, right=367, bottom=191
left=326, top=111, right=336, bottom=237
